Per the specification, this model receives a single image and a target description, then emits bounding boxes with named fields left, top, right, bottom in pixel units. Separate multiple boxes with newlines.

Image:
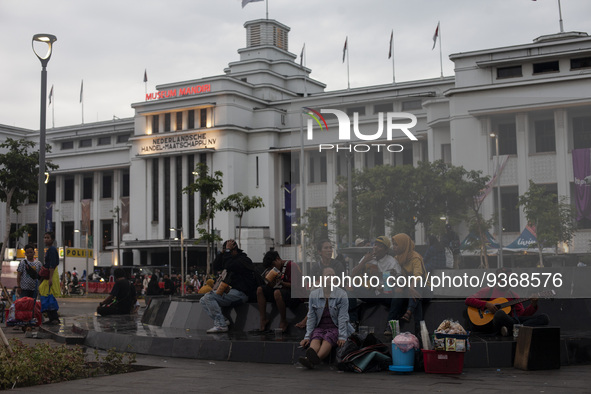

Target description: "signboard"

left=139, top=131, right=217, bottom=154
left=145, top=84, right=211, bottom=101
left=65, top=248, right=93, bottom=258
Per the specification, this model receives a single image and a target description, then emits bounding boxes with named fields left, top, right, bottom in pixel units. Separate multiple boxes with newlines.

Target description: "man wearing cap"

left=351, top=236, right=401, bottom=302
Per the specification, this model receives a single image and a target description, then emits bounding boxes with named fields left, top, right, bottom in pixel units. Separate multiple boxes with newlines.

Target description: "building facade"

left=1, top=20, right=590, bottom=271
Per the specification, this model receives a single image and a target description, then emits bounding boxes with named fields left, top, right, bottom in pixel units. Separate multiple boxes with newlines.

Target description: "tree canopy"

left=0, top=138, right=58, bottom=262
left=333, top=160, right=490, bottom=244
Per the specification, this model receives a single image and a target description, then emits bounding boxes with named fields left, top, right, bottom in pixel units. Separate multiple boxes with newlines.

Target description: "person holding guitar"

left=465, top=267, right=550, bottom=336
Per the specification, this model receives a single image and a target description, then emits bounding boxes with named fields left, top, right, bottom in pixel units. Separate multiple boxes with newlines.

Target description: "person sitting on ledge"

left=200, top=239, right=257, bottom=333
left=257, top=250, right=302, bottom=332
left=198, top=279, right=215, bottom=294
left=146, top=274, right=162, bottom=296
left=298, top=267, right=354, bottom=369
left=465, top=267, right=550, bottom=336
left=97, top=268, right=137, bottom=316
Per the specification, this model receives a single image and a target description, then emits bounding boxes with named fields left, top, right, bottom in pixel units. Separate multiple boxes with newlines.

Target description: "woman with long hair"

left=390, top=233, right=429, bottom=325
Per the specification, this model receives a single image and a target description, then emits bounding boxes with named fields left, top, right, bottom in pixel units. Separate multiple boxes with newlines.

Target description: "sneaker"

left=500, top=326, right=509, bottom=337
left=298, top=356, right=315, bottom=369
left=206, top=326, right=228, bottom=333
left=306, top=347, right=321, bottom=365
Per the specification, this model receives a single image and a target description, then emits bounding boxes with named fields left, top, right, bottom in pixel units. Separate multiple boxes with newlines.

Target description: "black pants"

left=492, top=310, right=550, bottom=334
left=97, top=305, right=131, bottom=316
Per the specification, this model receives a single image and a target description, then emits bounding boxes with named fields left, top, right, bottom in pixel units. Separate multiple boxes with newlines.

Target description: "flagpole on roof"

left=436, top=22, right=443, bottom=78
left=300, top=43, right=307, bottom=97
left=144, top=69, right=148, bottom=100
left=80, top=79, right=84, bottom=124
left=389, top=29, right=395, bottom=84
left=343, top=36, right=350, bottom=90
left=557, top=0, right=564, bottom=33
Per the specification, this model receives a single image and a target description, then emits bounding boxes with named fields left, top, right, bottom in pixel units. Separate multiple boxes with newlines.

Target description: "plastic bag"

left=435, top=319, right=467, bottom=335
left=392, top=332, right=420, bottom=352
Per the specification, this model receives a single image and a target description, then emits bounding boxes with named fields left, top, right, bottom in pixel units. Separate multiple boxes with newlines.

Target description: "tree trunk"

left=237, top=214, right=243, bottom=249
left=537, top=244, right=544, bottom=267
left=206, top=209, right=211, bottom=276
left=0, top=188, right=15, bottom=275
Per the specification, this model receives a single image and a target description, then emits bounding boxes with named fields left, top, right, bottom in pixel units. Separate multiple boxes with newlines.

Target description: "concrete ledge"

left=56, top=297, right=591, bottom=368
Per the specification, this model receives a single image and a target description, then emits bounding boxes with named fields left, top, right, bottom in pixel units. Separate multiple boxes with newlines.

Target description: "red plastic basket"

left=422, top=350, right=464, bottom=374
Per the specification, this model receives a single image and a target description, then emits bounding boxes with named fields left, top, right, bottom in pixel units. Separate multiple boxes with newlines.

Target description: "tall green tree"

left=217, top=192, right=264, bottom=247
left=460, top=170, right=493, bottom=268
left=297, top=207, right=332, bottom=259
left=183, top=162, right=223, bottom=274
left=518, top=180, right=576, bottom=267
left=0, top=138, right=58, bottom=263
left=332, top=160, right=490, bottom=246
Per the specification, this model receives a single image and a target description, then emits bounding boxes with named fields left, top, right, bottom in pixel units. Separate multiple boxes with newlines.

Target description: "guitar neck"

left=498, top=290, right=550, bottom=309
left=499, top=297, right=530, bottom=309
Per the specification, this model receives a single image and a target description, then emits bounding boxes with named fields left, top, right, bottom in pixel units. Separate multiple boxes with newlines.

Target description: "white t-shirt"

left=358, top=254, right=401, bottom=275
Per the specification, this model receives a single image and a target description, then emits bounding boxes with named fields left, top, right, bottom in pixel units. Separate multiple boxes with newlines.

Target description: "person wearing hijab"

left=388, top=233, right=430, bottom=332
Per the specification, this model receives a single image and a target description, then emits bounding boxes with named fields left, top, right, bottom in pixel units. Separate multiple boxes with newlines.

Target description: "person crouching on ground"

left=257, top=250, right=302, bottom=332
left=200, top=239, right=257, bottom=333
left=97, top=268, right=137, bottom=316
left=298, top=267, right=354, bottom=369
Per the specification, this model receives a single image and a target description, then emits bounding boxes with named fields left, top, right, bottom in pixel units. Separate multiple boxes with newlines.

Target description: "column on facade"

left=159, top=114, right=165, bottom=135
left=92, top=171, right=101, bottom=267
left=73, top=174, right=82, bottom=245
left=145, top=159, right=154, bottom=234
left=53, top=174, right=63, bottom=248
left=197, top=154, right=201, bottom=238
left=554, top=109, right=569, bottom=197
left=181, top=154, right=189, bottom=237
left=113, top=169, right=121, bottom=265
left=170, top=154, right=177, bottom=232
left=182, top=110, right=188, bottom=130
left=516, top=112, right=529, bottom=231
left=158, top=158, right=165, bottom=239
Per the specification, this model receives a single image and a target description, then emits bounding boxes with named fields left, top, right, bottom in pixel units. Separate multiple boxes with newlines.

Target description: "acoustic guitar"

left=467, top=289, right=555, bottom=326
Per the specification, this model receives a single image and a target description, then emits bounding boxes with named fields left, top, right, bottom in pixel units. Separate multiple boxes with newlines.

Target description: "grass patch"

left=0, top=339, right=151, bottom=390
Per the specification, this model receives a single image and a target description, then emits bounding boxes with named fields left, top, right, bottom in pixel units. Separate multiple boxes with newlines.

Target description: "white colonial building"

left=1, top=19, right=590, bottom=271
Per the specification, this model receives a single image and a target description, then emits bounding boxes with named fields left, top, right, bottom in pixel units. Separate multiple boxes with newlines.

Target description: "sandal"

left=401, top=310, right=412, bottom=322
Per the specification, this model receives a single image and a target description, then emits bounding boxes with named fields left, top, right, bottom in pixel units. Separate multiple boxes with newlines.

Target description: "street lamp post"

left=169, top=227, right=184, bottom=295
left=490, top=132, right=504, bottom=268
left=32, top=34, right=57, bottom=264
left=168, top=228, right=174, bottom=278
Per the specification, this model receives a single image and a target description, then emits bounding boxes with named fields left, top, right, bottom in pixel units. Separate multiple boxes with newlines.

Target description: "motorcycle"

left=62, top=281, right=86, bottom=296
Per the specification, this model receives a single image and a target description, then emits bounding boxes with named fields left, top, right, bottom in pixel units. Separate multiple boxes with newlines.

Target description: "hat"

left=206, top=279, right=214, bottom=287
left=374, top=236, right=391, bottom=249
left=355, top=238, right=365, bottom=247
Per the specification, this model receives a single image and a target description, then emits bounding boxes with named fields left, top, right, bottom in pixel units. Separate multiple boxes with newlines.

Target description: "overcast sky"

left=2, top=0, right=590, bottom=130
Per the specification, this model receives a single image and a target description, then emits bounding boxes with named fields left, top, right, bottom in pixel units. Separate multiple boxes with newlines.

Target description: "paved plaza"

left=1, top=297, right=590, bottom=393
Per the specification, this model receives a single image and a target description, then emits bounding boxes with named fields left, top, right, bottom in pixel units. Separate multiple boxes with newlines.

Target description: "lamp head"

left=489, top=132, right=497, bottom=138
left=32, top=34, right=57, bottom=65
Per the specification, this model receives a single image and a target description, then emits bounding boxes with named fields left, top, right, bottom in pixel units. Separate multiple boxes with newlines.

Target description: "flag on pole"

left=48, top=85, right=53, bottom=106
left=242, top=0, right=263, bottom=7
left=342, top=37, right=348, bottom=63
left=143, top=69, right=148, bottom=83
left=388, top=30, right=393, bottom=59
left=80, top=80, right=84, bottom=103
left=432, top=22, right=440, bottom=50
left=300, top=43, right=305, bottom=66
